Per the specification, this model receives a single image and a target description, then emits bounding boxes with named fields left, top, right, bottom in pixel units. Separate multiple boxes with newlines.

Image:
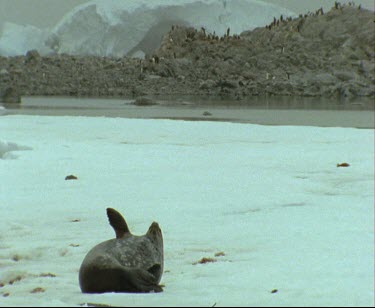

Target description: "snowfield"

left=0, top=115, right=373, bottom=306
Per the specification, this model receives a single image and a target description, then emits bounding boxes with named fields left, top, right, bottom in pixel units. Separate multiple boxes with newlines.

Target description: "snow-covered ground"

left=0, top=115, right=373, bottom=306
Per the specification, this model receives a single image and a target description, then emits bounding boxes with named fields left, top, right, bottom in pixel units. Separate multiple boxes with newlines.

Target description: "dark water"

left=1, top=95, right=374, bottom=128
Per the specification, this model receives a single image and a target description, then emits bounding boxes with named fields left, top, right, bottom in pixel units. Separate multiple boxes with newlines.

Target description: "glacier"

left=0, top=0, right=295, bottom=58
left=0, top=22, right=51, bottom=57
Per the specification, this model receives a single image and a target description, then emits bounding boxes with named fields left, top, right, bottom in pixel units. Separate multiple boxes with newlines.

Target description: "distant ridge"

left=0, top=3, right=373, bottom=99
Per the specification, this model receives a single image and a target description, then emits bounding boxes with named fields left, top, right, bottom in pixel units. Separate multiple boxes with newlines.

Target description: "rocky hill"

left=0, top=3, right=374, bottom=103
left=153, top=4, right=374, bottom=98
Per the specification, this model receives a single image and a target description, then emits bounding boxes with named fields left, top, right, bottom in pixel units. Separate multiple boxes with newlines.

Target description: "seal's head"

left=147, top=222, right=161, bottom=235
left=146, top=221, right=163, bottom=252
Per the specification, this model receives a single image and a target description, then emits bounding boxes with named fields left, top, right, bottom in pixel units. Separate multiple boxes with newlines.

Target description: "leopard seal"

left=79, top=208, right=164, bottom=293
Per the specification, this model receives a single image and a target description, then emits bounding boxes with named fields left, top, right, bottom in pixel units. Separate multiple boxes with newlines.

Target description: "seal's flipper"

left=106, top=208, right=130, bottom=239
left=128, top=268, right=163, bottom=293
left=147, top=264, right=162, bottom=279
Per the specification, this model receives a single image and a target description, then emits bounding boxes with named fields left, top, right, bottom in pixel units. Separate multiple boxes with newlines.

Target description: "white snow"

left=0, top=0, right=295, bottom=57
left=0, top=114, right=373, bottom=306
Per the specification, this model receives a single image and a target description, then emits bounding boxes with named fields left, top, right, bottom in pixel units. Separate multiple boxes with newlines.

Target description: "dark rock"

left=25, top=49, right=40, bottom=64
left=132, top=97, right=157, bottom=106
left=65, top=175, right=78, bottom=180
left=337, top=162, right=350, bottom=167
left=1, top=87, right=21, bottom=104
left=271, top=289, right=278, bottom=294
left=217, top=79, right=238, bottom=89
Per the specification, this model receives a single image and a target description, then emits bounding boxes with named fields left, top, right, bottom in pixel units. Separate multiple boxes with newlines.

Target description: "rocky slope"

left=0, top=4, right=374, bottom=103
left=153, top=4, right=374, bottom=98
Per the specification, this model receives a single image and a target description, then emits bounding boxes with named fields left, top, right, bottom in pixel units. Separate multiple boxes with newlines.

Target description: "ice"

left=0, top=115, right=373, bottom=306
left=0, top=22, right=51, bottom=57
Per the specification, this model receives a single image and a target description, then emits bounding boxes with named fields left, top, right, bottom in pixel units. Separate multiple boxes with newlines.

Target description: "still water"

left=1, top=95, right=374, bottom=128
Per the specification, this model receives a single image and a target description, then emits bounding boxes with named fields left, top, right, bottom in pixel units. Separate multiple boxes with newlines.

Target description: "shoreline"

left=2, top=96, right=374, bottom=129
